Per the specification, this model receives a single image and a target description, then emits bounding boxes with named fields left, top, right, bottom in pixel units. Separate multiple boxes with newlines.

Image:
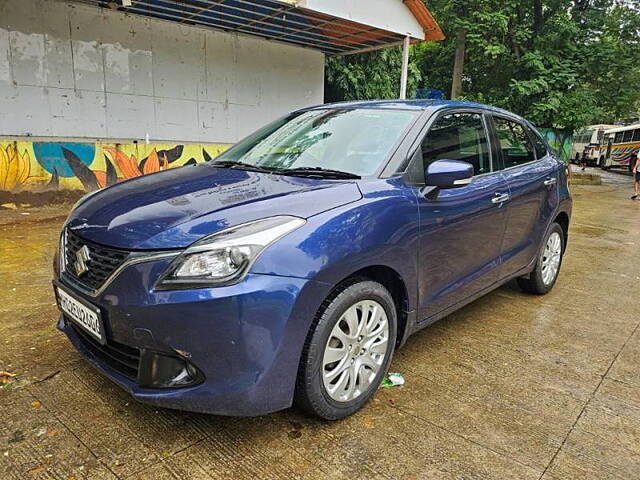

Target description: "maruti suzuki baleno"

left=54, top=100, right=571, bottom=420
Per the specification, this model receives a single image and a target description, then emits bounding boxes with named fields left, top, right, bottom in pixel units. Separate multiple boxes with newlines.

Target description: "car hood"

left=66, top=164, right=362, bottom=249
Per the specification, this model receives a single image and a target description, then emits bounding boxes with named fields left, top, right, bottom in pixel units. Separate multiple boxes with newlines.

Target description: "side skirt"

left=406, top=263, right=535, bottom=339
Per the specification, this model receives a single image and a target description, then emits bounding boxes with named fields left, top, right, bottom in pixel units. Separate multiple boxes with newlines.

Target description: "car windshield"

left=213, top=108, right=419, bottom=176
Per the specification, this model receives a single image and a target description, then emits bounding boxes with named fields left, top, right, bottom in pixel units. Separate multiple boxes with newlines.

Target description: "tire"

left=294, top=279, right=397, bottom=420
left=517, top=223, right=565, bottom=295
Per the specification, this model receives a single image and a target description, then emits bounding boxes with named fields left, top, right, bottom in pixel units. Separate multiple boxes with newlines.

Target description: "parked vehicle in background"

left=601, top=124, right=640, bottom=171
left=570, top=124, right=617, bottom=166
left=53, top=100, right=572, bottom=420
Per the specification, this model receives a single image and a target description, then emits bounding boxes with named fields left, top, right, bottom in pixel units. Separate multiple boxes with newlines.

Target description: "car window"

left=421, top=112, right=491, bottom=175
left=493, top=117, right=536, bottom=168
left=527, top=126, right=549, bottom=160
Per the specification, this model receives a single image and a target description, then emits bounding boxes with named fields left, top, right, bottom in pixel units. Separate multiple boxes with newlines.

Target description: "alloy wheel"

left=541, top=232, right=562, bottom=286
left=322, top=300, right=389, bottom=402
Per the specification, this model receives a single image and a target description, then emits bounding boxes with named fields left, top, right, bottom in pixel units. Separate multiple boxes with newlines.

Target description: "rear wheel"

left=517, top=223, right=564, bottom=295
left=295, top=280, right=396, bottom=420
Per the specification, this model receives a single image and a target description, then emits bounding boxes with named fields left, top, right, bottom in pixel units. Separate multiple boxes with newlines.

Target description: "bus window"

left=633, top=129, right=640, bottom=142
left=597, top=130, right=606, bottom=142
left=623, top=130, right=634, bottom=143
left=615, top=132, right=624, bottom=144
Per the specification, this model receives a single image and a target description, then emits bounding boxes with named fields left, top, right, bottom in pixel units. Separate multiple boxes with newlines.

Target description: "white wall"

left=0, top=0, right=325, bottom=143
left=303, top=0, right=425, bottom=40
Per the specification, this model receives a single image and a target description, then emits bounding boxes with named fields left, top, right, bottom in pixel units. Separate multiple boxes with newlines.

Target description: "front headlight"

left=155, top=216, right=306, bottom=289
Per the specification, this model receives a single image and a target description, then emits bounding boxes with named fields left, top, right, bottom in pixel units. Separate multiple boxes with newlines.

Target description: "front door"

left=414, top=111, right=510, bottom=320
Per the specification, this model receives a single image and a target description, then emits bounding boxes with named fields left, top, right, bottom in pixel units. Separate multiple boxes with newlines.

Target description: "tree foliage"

left=325, top=0, right=640, bottom=131
left=325, top=48, right=422, bottom=102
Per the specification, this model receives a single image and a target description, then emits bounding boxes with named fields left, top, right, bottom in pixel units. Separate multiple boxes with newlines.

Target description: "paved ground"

left=1, top=170, right=639, bottom=479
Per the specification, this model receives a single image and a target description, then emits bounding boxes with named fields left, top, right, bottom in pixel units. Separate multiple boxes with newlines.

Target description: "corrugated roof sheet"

left=71, top=0, right=444, bottom=54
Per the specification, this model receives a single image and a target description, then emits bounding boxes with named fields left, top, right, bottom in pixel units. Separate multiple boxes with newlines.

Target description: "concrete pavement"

left=1, top=171, right=639, bottom=479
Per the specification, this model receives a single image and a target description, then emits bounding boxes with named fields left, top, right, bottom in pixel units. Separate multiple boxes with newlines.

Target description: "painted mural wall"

left=0, top=140, right=230, bottom=192
left=539, top=128, right=573, bottom=164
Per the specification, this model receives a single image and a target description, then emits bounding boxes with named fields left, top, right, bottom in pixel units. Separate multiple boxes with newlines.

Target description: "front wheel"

left=295, top=280, right=397, bottom=420
left=517, top=223, right=565, bottom=295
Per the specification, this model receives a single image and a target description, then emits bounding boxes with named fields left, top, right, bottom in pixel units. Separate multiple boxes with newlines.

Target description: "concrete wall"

left=0, top=0, right=324, bottom=144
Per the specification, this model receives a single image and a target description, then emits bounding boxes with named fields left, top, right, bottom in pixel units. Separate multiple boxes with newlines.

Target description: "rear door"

left=491, top=116, right=558, bottom=279
left=414, top=110, right=510, bottom=320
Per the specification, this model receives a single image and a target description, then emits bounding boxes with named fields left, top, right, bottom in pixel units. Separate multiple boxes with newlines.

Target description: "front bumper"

left=56, top=257, right=330, bottom=416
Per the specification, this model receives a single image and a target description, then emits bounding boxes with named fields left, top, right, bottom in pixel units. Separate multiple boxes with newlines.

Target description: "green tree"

left=324, top=48, right=422, bottom=102
left=325, top=0, right=640, bottom=131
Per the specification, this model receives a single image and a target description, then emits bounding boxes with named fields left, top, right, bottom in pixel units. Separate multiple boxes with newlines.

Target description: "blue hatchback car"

left=54, top=100, right=571, bottom=420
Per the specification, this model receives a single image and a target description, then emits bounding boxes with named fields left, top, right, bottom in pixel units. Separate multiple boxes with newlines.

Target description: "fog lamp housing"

left=138, top=349, right=204, bottom=388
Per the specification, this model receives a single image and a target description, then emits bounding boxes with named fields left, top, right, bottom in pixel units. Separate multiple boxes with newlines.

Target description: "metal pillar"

left=399, top=35, right=410, bottom=99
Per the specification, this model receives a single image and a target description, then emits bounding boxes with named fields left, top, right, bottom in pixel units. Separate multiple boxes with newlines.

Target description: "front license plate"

left=55, top=285, right=105, bottom=345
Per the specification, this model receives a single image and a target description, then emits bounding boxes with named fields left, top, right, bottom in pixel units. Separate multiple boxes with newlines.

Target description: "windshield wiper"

left=212, top=160, right=278, bottom=174
left=278, top=167, right=361, bottom=179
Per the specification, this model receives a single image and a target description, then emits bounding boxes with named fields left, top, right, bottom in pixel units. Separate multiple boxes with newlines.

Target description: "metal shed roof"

left=71, top=0, right=444, bottom=55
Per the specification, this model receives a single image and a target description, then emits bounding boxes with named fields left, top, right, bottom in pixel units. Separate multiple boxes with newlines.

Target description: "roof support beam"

left=130, top=0, right=381, bottom=51
left=127, top=1, right=349, bottom=51
left=123, top=3, right=343, bottom=53
left=71, top=0, right=442, bottom=55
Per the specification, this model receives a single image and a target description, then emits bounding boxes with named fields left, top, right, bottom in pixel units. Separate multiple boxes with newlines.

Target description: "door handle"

left=543, top=177, right=557, bottom=186
left=492, top=192, right=510, bottom=204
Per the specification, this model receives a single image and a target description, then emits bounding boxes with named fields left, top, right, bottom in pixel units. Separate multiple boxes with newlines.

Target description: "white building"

left=0, top=0, right=442, bottom=191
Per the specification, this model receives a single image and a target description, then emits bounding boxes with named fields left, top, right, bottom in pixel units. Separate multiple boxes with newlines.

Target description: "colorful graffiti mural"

left=0, top=141, right=231, bottom=192
left=539, top=128, right=573, bottom=164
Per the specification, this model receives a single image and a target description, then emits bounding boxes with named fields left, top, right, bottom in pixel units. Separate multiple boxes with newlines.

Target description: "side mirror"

left=425, top=159, right=474, bottom=188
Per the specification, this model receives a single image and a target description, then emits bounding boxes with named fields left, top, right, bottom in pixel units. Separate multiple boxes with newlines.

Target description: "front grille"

left=62, top=229, right=129, bottom=291
left=70, top=322, right=140, bottom=381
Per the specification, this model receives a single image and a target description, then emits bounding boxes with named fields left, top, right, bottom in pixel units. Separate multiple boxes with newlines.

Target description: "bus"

left=570, top=124, right=617, bottom=166
left=601, top=124, right=640, bottom=170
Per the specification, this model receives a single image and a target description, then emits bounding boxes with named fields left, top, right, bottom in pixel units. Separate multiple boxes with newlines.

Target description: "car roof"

left=298, top=99, right=527, bottom=122
left=604, top=124, right=640, bottom=134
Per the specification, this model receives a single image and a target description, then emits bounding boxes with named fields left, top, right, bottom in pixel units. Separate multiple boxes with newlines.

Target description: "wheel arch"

left=324, top=265, right=410, bottom=349
left=554, top=211, right=570, bottom=251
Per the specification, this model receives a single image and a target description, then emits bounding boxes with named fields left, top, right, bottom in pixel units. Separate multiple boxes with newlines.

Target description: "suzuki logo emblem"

left=74, top=245, right=91, bottom=277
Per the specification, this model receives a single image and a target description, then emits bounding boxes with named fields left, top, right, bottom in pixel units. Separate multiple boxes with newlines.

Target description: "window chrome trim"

left=60, top=251, right=179, bottom=298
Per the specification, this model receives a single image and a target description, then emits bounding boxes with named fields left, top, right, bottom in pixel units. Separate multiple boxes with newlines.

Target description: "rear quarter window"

left=527, top=126, right=549, bottom=160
